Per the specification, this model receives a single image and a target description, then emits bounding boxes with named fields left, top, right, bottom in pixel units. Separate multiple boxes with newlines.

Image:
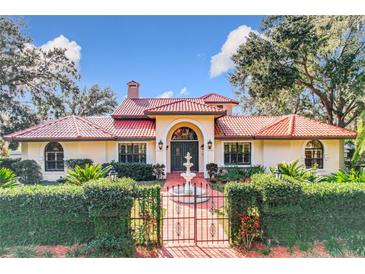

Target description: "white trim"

left=115, top=141, right=150, bottom=164
left=40, top=141, right=68, bottom=173
left=221, top=140, right=255, bottom=167
left=301, top=139, right=327, bottom=171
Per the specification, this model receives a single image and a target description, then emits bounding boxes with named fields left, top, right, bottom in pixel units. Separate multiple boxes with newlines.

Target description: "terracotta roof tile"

left=5, top=116, right=156, bottom=141
left=112, top=98, right=206, bottom=117
left=215, top=114, right=356, bottom=139
left=144, top=100, right=226, bottom=115
left=201, top=93, right=239, bottom=104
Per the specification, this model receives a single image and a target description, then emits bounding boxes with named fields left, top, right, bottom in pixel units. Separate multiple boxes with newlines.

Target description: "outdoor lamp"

left=158, top=140, right=163, bottom=150
left=207, top=140, right=213, bottom=150
left=200, top=144, right=204, bottom=150
left=108, top=168, right=118, bottom=182
left=274, top=168, right=281, bottom=179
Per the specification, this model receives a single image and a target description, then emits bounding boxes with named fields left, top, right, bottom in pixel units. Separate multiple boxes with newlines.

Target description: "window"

left=305, top=140, right=323, bottom=169
left=118, top=143, right=146, bottom=163
left=171, top=127, right=197, bottom=140
left=45, top=142, right=64, bottom=171
left=224, top=142, right=251, bottom=165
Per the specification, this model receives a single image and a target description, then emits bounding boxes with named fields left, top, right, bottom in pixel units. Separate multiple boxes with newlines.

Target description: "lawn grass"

left=13, top=247, right=38, bottom=258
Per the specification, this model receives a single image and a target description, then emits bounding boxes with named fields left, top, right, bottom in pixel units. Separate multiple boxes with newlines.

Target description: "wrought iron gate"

left=161, top=181, right=229, bottom=246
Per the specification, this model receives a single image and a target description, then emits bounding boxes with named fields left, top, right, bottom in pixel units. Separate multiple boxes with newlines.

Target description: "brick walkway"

left=159, top=173, right=241, bottom=258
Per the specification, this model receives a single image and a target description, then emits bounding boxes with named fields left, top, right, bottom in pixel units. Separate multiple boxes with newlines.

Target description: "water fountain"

left=168, top=152, right=209, bottom=203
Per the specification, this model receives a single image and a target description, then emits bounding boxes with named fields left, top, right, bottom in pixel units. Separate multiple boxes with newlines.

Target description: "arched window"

left=45, top=142, right=64, bottom=171
left=171, top=127, right=198, bottom=140
left=305, top=140, right=323, bottom=169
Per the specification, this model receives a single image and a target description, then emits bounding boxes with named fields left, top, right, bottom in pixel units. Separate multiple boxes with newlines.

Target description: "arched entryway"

left=170, top=127, right=199, bottom=171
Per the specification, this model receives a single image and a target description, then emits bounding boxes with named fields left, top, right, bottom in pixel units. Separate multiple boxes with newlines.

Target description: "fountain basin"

left=168, top=183, right=209, bottom=204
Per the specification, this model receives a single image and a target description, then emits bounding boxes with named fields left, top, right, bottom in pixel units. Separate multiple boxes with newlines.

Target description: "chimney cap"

left=127, top=80, right=140, bottom=87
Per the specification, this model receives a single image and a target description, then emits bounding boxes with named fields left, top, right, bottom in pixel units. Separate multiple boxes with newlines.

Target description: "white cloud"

left=41, top=35, right=81, bottom=65
left=157, top=90, right=174, bottom=98
left=179, top=87, right=188, bottom=96
left=210, top=25, right=257, bottom=78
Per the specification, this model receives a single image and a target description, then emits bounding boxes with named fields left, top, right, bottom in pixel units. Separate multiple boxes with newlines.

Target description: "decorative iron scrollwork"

left=176, top=204, right=182, bottom=215
left=209, top=223, right=216, bottom=238
left=176, top=222, right=182, bottom=236
left=209, top=200, right=216, bottom=215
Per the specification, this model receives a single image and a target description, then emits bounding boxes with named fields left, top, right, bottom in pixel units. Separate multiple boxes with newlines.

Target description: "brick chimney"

left=127, top=81, right=140, bottom=98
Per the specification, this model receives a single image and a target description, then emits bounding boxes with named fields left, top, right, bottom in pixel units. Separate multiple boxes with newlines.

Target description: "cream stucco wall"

left=21, top=140, right=155, bottom=181
left=215, top=139, right=344, bottom=175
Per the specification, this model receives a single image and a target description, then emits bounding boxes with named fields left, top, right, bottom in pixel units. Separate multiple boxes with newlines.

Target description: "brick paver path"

left=159, top=173, right=242, bottom=258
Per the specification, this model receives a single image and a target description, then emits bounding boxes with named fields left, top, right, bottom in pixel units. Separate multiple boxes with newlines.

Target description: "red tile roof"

left=86, top=117, right=155, bottom=139
left=112, top=98, right=207, bottom=118
left=111, top=93, right=237, bottom=118
left=4, top=116, right=155, bottom=141
left=216, top=114, right=356, bottom=139
left=144, top=100, right=226, bottom=116
left=201, top=93, right=239, bottom=104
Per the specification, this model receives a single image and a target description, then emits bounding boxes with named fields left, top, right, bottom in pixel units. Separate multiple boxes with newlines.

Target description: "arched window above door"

left=44, top=142, right=64, bottom=171
left=171, top=127, right=198, bottom=140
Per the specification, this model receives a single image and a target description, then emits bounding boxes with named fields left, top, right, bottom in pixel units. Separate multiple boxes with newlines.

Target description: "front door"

left=171, top=141, right=198, bottom=171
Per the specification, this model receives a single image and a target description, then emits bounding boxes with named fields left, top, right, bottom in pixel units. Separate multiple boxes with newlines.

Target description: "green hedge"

left=0, top=185, right=93, bottom=245
left=225, top=174, right=365, bottom=244
left=0, top=178, right=135, bottom=246
left=105, top=162, right=155, bottom=181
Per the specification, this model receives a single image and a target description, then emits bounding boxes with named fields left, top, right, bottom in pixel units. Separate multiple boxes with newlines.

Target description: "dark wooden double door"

left=171, top=141, right=198, bottom=171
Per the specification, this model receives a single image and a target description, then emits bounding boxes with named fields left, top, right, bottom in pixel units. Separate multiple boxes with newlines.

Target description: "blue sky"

left=25, top=16, right=262, bottom=102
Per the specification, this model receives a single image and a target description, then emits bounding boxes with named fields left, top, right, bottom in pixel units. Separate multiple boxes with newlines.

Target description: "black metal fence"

left=130, top=185, right=161, bottom=246
left=161, top=181, right=229, bottom=246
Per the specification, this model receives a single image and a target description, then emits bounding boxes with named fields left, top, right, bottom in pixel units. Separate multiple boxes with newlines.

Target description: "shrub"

left=0, top=167, right=18, bottom=188
left=326, top=168, right=365, bottom=183
left=217, top=165, right=265, bottom=182
left=66, top=163, right=111, bottom=185
left=12, top=160, right=42, bottom=184
left=0, top=184, right=92, bottom=245
left=65, top=158, right=94, bottom=169
left=346, top=234, right=365, bottom=256
left=238, top=207, right=262, bottom=250
left=226, top=176, right=365, bottom=245
left=152, top=163, right=165, bottom=180
left=270, top=160, right=319, bottom=183
left=324, top=238, right=343, bottom=257
left=105, top=161, right=154, bottom=181
left=84, top=236, right=135, bottom=258
left=84, top=178, right=135, bottom=240
left=0, top=158, right=20, bottom=171
left=0, top=178, right=136, bottom=247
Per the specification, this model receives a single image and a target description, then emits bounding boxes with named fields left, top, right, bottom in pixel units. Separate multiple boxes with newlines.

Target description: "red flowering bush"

left=238, top=207, right=262, bottom=250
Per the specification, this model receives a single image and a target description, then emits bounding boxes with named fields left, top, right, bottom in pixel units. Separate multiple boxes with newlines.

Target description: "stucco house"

left=5, top=81, right=356, bottom=181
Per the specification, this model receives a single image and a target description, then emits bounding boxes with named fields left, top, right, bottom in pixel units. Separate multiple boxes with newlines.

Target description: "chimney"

left=127, top=81, right=140, bottom=98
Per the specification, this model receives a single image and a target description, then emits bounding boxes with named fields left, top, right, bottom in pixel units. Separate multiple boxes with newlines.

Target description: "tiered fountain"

left=169, top=152, right=209, bottom=203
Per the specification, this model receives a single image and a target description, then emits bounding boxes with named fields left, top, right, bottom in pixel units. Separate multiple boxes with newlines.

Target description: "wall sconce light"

left=207, top=140, right=213, bottom=150
left=158, top=140, right=163, bottom=150
left=200, top=144, right=204, bottom=150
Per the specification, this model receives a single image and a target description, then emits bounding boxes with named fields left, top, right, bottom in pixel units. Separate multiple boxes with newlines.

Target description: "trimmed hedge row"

left=225, top=174, right=365, bottom=244
left=0, top=178, right=135, bottom=246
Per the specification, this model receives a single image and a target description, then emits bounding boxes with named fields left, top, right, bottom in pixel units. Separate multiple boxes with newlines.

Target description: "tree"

left=65, top=85, right=118, bottom=116
left=230, top=16, right=365, bottom=127
left=0, top=16, right=78, bottom=146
